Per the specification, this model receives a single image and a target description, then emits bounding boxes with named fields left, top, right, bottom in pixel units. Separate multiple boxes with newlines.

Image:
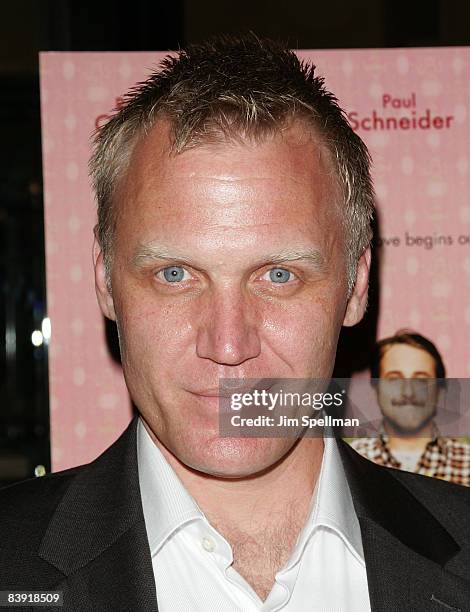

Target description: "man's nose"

left=196, top=288, right=261, bottom=365
left=401, top=377, right=415, bottom=397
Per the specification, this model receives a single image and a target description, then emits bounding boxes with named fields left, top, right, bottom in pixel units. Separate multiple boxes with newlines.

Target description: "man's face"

left=94, top=119, right=369, bottom=477
left=376, top=343, right=439, bottom=434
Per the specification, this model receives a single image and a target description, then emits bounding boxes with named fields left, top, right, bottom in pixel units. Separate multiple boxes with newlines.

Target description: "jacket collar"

left=337, top=438, right=470, bottom=611
left=337, top=437, right=460, bottom=566
left=39, top=415, right=158, bottom=611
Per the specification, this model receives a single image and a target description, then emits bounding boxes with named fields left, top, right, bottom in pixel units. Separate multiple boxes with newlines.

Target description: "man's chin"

left=175, top=435, right=296, bottom=479
left=385, top=417, right=434, bottom=437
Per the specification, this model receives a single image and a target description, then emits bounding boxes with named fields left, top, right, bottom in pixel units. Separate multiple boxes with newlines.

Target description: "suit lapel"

left=51, top=521, right=158, bottom=612
left=38, top=416, right=158, bottom=611
left=338, top=439, right=470, bottom=612
left=360, top=516, right=470, bottom=611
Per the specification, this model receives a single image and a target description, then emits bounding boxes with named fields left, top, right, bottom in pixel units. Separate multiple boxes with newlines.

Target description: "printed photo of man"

left=351, top=330, right=470, bottom=485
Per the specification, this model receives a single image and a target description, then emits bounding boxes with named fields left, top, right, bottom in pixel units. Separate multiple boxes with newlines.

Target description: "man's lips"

left=391, top=400, right=426, bottom=407
left=188, top=382, right=272, bottom=398
left=189, top=388, right=236, bottom=398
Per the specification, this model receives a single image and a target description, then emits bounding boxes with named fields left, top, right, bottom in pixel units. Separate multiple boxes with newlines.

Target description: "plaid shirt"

left=350, top=429, right=470, bottom=487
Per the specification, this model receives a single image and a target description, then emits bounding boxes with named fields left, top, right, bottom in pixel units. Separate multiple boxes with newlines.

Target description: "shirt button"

left=202, top=536, right=216, bottom=552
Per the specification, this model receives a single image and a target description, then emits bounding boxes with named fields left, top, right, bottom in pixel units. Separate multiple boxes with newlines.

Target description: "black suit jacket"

left=1, top=415, right=470, bottom=612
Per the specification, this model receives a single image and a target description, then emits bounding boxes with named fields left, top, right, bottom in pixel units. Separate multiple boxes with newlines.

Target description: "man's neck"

left=150, top=430, right=324, bottom=534
left=142, top=422, right=324, bottom=601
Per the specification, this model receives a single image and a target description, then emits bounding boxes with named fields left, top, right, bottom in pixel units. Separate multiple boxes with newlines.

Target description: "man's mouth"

left=391, top=399, right=426, bottom=408
left=190, top=388, right=236, bottom=398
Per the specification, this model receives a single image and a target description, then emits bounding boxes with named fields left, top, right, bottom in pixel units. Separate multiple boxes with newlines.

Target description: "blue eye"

left=269, top=268, right=292, bottom=283
left=162, top=266, right=186, bottom=282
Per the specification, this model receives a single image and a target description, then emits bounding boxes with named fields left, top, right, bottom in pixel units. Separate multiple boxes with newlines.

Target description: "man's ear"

left=343, top=246, right=371, bottom=327
left=93, top=235, right=116, bottom=321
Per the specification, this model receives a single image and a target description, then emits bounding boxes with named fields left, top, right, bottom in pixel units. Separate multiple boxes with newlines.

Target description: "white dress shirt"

left=137, top=417, right=371, bottom=611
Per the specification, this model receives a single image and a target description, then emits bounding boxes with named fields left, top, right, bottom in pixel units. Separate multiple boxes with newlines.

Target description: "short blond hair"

left=89, top=34, right=375, bottom=293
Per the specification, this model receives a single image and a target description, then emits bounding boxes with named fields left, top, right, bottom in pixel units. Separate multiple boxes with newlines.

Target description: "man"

left=1, top=36, right=470, bottom=612
left=351, top=330, right=470, bottom=486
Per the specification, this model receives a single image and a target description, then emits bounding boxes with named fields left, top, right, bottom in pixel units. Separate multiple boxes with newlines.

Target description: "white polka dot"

left=454, top=104, right=467, bottom=124
left=460, top=206, right=470, bottom=223
left=68, top=215, right=81, bottom=233
left=54, top=447, right=63, bottom=462
left=70, top=264, right=82, bottom=283
left=50, top=395, right=59, bottom=413
left=367, top=131, right=390, bottom=148
left=404, top=209, right=416, bottom=227
left=463, top=258, right=470, bottom=274
left=87, top=85, right=108, bottom=102
left=71, top=318, right=84, bottom=336
left=465, top=306, right=470, bottom=325
left=49, top=342, right=61, bottom=358
left=437, top=334, right=451, bottom=351
left=432, top=280, right=451, bottom=298
left=401, top=156, right=414, bottom=175
left=421, top=80, right=442, bottom=97
left=99, top=393, right=119, bottom=410
left=426, top=133, right=441, bottom=149
left=369, top=83, right=383, bottom=100
left=458, top=157, right=469, bottom=175
left=382, top=284, right=392, bottom=300
left=426, top=180, right=446, bottom=198
left=62, top=60, right=75, bottom=80
left=47, top=241, right=58, bottom=255
left=42, top=137, right=55, bottom=154
left=64, top=114, right=77, bottom=131
left=73, top=367, right=86, bottom=386
left=406, top=256, right=419, bottom=275
left=453, top=57, right=465, bottom=74
left=66, top=162, right=79, bottom=181
left=396, top=55, right=409, bottom=75
left=74, top=421, right=87, bottom=439
left=342, top=58, right=354, bottom=76
left=375, top=183, right=388, bottom=199
left=119, top=62, right=132, bottom=79
left=409, top=308, right=421, bottom=328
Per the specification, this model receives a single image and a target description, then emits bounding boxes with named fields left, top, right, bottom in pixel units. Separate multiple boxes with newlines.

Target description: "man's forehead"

left=112, top=115, right=345, bottom=262
left=380, top=344, right=437, bottom=371
left=113, top=119, right=342, bottom=235
left=129, top=116, right=336, bottom=178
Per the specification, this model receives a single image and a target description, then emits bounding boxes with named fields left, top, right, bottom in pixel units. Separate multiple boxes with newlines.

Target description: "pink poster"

left=40, top=48, right=470, bottom=471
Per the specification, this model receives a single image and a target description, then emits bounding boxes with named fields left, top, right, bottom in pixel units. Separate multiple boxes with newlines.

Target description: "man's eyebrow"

left=265, top=248, right=326, bottom=269
left=131, top=244, right=190, bottom=268
left=131, top=244, right=326, bottom=270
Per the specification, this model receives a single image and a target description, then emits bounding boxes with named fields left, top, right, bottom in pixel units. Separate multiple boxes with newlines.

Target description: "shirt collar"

left=285, top=434, right=365, bottom=569
left=137, top=417, right=203, bottom=555
left=379, top=421, right=447, bottom=456
left=137, top=417, right=364, bottom=563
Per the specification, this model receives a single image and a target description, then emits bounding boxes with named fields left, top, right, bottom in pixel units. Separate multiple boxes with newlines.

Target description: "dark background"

left=1, top=0, right=470, bottom=486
